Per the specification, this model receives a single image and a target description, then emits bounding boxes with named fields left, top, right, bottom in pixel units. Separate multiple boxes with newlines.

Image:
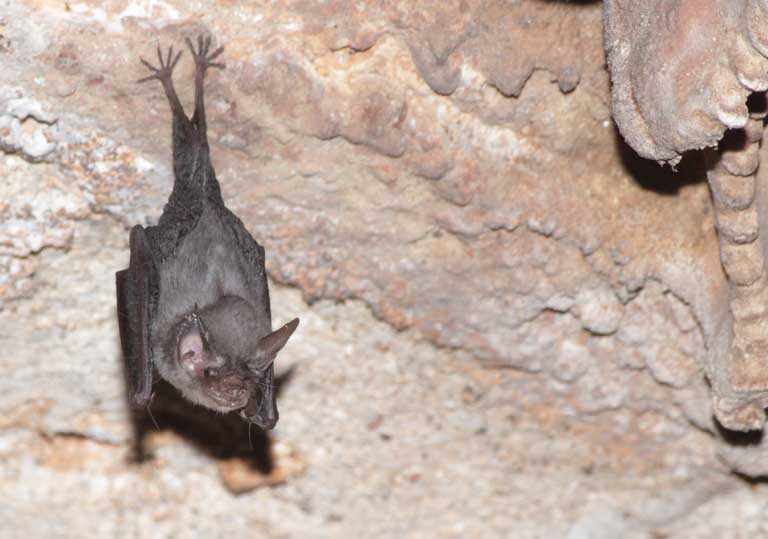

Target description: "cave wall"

left=2, top=1, right=767, bottom=537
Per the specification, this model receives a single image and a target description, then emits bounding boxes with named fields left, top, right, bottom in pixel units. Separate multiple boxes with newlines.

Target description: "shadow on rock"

left=128, top=368, right=296, bottom=474
left=715, top=419, right=764, bottom=447
left=614, top=127, right=707, bottom=195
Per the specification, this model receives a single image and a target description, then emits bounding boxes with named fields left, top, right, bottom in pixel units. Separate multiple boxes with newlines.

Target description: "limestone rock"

left=1, top=1, right=765, bottom=537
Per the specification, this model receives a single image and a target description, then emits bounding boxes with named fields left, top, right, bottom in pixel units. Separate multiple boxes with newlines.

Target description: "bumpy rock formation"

left=604, top=0, right=768, bottom=164
left=605, top=0, right=768, bottom=432
left=4, top=1, right=768, bottom=536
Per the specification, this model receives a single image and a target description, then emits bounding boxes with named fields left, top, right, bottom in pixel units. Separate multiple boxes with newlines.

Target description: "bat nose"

left=251, top=412, right=278, bottom=430
left=241, top=396, right=278, bottom=430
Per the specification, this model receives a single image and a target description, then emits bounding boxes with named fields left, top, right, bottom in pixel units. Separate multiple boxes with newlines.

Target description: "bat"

left=116, top=35, right=299, bottom=430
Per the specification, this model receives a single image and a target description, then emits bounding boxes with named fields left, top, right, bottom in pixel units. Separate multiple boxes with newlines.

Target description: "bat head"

left=161, top=295, right=299, bottom=429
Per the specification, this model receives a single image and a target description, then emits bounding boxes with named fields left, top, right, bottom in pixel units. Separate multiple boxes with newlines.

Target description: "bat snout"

left=203, top=373, right=250, bottom=410
left=240, top=390, right=278, bottom=430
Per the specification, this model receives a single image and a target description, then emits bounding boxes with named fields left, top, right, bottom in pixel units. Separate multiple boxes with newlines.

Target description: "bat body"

left=116, top=36, right=298, bottom=430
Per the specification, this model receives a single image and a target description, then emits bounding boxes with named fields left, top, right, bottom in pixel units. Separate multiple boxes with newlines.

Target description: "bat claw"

left=186, top=33, right=226, bottom=73
left=138, top=44, right=183, bottom=85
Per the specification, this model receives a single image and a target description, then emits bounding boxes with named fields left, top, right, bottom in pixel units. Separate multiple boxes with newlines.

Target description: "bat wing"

left=221, top=210, right=281, bottom=429
left=116, top=225, right=159, bottom=408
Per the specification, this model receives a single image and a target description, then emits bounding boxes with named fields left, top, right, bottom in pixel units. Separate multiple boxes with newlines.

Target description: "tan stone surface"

left=2, top=1, right=768, bottom=537
left=605, top=0, right=768, bottom=430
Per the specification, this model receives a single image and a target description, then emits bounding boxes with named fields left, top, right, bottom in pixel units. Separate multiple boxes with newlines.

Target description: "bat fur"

left=116, top=35, right=299, bottom=430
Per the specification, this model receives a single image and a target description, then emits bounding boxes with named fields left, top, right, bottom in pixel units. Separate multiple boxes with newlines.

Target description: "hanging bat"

left=116, top=35, right=299, bottom=430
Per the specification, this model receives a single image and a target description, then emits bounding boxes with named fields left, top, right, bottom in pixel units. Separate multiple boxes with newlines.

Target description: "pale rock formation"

left=2, top=1, right=768, bottom=537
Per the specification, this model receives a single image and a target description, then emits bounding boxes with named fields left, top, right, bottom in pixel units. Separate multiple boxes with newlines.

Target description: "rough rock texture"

left=4, top=1, right=768, bottom=537
left=605, top=0, right=768, bottom=431
left=604, top=0, right=768, bottom=164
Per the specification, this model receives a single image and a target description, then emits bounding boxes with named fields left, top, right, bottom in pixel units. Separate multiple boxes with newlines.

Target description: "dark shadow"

left=688, top=121, right=759, bottom=188
left=732, top=470, right=768, bottom=485
left=711, top=409, right=768, bottom=486
left=614, top=127, right=707, bottom=195
left=748, top=91, right=768, bottom=116
left=714, top=419, right=764, bottom=447
left=614, top=92, right=767, bottom=194
left=128, top=367, right=296, bottom=474
left=718, top=128, right=748, bottom=155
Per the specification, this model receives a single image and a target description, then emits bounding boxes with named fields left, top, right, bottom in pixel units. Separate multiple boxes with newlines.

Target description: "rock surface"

left=2, top=1, right=768, bottom=537
left=604, top=0, right=768, bottom=164
left=605, top=0, right=768, bottom=430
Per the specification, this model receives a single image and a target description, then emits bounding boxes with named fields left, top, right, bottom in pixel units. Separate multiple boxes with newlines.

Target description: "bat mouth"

left=204, top=374, right=250, bottom=410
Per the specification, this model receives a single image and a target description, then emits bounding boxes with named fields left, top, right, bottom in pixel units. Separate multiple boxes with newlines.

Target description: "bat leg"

left=185, top=34, right=225, bottom=136
left=138, top=44, right=188, bottom=123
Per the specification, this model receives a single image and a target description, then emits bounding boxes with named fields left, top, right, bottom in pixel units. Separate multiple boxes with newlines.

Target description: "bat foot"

left=137, top=44, right=183, bottom=84
left=186, top=34, right=225, bottom=74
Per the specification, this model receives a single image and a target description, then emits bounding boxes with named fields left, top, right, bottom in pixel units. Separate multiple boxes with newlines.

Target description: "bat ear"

left=250, top=318, right=299, bottom=371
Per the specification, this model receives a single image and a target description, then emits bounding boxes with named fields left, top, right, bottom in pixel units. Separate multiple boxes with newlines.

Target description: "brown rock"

left=217, top=442, right=306, bottom=495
